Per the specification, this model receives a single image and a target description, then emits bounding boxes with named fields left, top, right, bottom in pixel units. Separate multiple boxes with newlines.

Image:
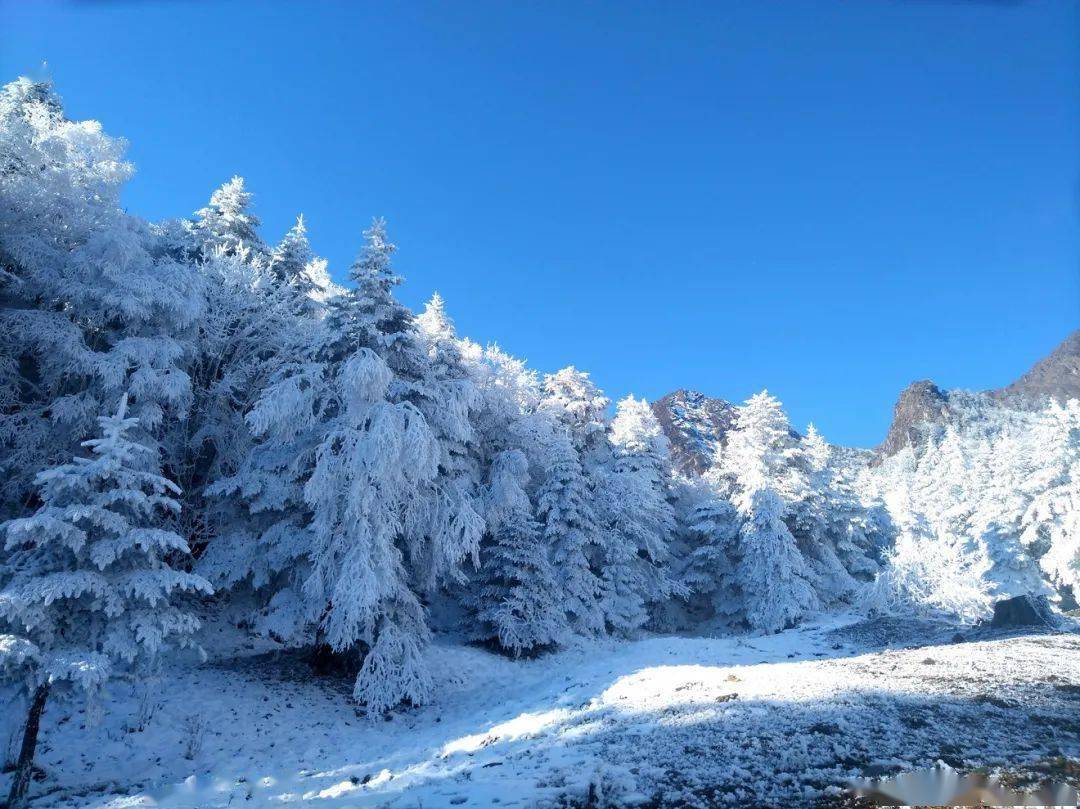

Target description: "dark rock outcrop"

left=651, top=389, right=739, bottom=476
left=989, top=594, right=1057, bottom=629
left=877, top=380, right=953, bottom=458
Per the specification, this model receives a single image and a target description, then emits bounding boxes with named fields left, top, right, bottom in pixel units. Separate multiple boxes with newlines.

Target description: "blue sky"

left=2, top=0, right=1077, bottom=447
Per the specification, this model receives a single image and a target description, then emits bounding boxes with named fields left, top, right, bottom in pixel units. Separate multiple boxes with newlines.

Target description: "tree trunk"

left=309, top=625, right=338, bottom=675
left=6, top=682, right=49, bottom=809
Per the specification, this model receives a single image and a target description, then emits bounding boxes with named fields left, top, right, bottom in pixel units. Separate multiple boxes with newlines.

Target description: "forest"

left=0, top=77, right=1077, bottom=808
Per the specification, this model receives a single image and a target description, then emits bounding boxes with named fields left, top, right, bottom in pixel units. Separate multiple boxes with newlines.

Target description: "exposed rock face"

left=654, top=330, right=1079, bottom=469
left=651, top=389, right=739, bottom=476
left=877, top=330, right=1080, bottom=459
left=877, top=380, right=953, bottom=458
left=991, top=329, right=1080, bottom=405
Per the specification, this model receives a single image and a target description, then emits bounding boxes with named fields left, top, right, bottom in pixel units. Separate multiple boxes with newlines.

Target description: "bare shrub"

left=180, top=713, right=207, bottom=760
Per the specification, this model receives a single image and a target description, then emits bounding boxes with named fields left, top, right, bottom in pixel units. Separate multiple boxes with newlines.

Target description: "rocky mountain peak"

left=651, top=389, right=739, bottom=476
left=991, top=329, right=1080, bottom=405
left=877, top=329, right=1079, bottom=458
left=877, top=379, right=952, bottom=458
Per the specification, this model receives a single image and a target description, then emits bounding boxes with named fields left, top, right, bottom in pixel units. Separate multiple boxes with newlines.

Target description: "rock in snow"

left=990, top=594, right=1058, bottom=629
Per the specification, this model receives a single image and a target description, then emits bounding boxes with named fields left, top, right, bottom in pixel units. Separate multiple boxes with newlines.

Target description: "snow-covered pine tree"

left=217, top=219, right=447, bottom=713
left=346, top=218, right=427, bottom=386
left=535, top=425, right=607, bottom=637
left=187, top=176, right=263, bottom=260
left=596, top=396, right=680, bottom=635
left=299, top=220, right=448, bottom=711
left=0, top=78, right=200, bottom=522
left=723, top=391, right=818, bottom=632
left=412, top=293, right=485, bottom=590
left=170, top=180, right=306, bottom=555
left=472, top=449, right=565, bottom=655
left=0, top=395, right=210, bottom=809
left=301, top=347, right=439, bottom=712
left=534, top=367, right=613, bottom=636
left=787, top=424, right=861, bottom=604
left=189, top=206, right=330, bottom=612
left=826, top=449, right=886, bottom=582
left=679, top=453, right=742, bottom=625
left=267, top=215, right=324, bottom=310
left=330, top=222, right=475, bottom=585
left=462, top=342, right=549, bottom=485
left=540, top=366, right=610, bottom=463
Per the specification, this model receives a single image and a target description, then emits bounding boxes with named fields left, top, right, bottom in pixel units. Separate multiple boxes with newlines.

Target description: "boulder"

left=990, top=595, right=1057, bottom=629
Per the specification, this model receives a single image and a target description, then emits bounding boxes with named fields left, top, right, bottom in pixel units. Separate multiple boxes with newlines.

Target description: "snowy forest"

left=0, top=78, right=1077, bottom=808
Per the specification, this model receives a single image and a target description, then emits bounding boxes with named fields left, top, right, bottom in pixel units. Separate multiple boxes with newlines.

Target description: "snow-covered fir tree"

left=540, top=366, right=610, bottom=462
left=0, top=79, right=199, bottom=522
left=205, top=220, right=454, bottom=713
left=412, top=293, right=485, bottom=591
left=173, top=180, right=325, bottom=556
left=191, top=210, right=325, bottom=613
left=187, top=176, right=263, bottom=260
left=722, top=391, right=818, bottom=632
left=679, top=456, right=741, bottom=625
left=596, top=396, right=680, bottom=635
left=786, top=424, right=862, bottom=605
left=0, top=395, right=210, bottom=808
left=472, top=449, right=565, bottom=655
left=301, top=346, right=439, bottom=712
left=267, top=215, right=324, bottom=310
left=535, top=425, right=607, bottom=636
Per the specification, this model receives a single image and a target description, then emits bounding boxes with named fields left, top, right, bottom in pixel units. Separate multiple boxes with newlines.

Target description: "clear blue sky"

left=3, top=0, right=1077, bottom=447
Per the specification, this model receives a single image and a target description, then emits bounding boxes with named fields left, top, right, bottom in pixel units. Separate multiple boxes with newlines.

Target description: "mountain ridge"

left=652, top=329, right=1079, bottom=473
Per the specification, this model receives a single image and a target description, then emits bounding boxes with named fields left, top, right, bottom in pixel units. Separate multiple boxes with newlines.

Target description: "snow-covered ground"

left=5, top=616, right=1079, bottom=808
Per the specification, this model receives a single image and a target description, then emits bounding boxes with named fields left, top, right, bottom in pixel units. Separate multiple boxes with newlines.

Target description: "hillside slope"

left=7, top=619, right=1078, bottom=808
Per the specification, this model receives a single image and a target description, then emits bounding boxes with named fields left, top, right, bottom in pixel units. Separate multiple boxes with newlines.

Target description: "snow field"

left=6, top=618, right=1078, bottom=808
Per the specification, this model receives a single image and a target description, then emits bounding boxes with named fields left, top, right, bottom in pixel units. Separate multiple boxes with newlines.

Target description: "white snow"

left=5, top=615, right=1077, bottom=808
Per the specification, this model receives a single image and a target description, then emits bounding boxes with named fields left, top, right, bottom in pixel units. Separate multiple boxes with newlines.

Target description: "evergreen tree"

left=0, top=395, right=210, bottom=808
left=472, top=450, right=565, bottom=655
left=211, top=220, right=446, bottom=712
left=345, top=218, right=426, bottom=386
left=536, top=427, right=606, bottom=636
left=301, top=347, right=439, bottom=712
left=597, top=396, right=680, bottom=635
left=188, top=176, right=262, bottom=260
left=412, top=293, right=485, bottom=590
left=788, top=425, right=861, bottom=604
left=1023, top=399, right=1080, bottom=595
left=0, top=78, right=199, bottom=521
left=540, top=366, right=610, bottom=462
left=723, top=391, right=818, bottom=632
left=267, top=215, right=323, bottom=308
left=680, top=457, right=741, bottom=624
